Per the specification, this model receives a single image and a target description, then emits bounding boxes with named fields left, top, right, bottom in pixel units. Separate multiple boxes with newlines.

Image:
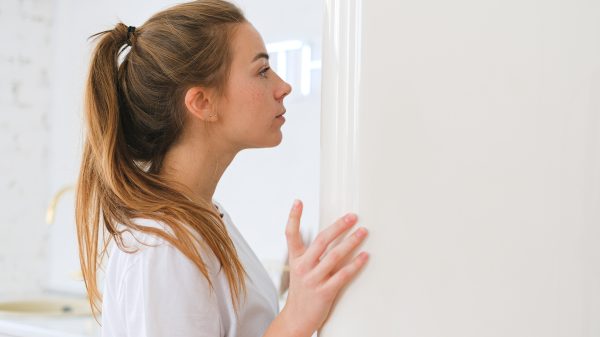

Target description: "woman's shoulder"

left=109, top=200, right=229, bottom=269
left=116, top=217, right=171, bottom=250
left=113, top=217, right=221, bottom=267
left=117, top=197, right=225, bottom=249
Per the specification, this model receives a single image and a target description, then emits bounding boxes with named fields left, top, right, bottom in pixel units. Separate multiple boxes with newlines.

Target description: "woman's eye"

left=259, top=67, right=270, bottom=78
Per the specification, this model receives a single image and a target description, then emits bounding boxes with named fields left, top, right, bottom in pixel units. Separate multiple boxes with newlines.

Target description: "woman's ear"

left=184, top=86, right=217, bottom=121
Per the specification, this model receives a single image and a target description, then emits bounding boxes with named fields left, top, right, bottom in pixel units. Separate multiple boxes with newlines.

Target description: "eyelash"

left=259, top=67, right=270, bottom=78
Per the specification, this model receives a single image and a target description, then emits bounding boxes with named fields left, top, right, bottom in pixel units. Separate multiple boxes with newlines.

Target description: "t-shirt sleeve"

left=119, top=243, right=222, bottom=337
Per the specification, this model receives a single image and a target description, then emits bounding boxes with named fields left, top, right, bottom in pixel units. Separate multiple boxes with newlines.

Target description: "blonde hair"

left=76, top=0, right=248, bottom=321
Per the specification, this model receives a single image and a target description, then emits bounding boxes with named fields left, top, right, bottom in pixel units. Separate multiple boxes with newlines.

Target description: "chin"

left=265, top=131, right=284, bottom=148
left=266, top=134, right=283, bottom=147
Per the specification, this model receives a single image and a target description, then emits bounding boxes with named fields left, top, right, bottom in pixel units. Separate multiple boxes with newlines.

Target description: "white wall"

left=0, top=0, right=55, bottom=294
left=320, top=0, right=600, bottom=336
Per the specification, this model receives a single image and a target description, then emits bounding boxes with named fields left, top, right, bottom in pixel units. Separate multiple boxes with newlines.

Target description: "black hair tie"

left=126, top=26, right=136, bottom=46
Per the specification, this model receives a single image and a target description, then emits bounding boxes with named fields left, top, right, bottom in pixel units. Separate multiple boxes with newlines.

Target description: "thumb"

left=285, top=199, right=305, bottom=259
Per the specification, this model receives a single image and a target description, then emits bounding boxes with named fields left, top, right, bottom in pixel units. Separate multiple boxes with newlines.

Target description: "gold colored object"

left=70, top=269, right=84, bottom=281
left=0, top=297, right=92, bottom=316
left=45, top=185, right=75, bottom=224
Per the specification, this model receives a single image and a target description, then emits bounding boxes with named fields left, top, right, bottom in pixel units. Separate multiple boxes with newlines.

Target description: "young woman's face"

left=216, top=22, right=292, bottom=150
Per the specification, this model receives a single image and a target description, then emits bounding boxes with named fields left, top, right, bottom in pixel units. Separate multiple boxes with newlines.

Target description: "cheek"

left=226, top=77, right=270, bottom=123
left=249, top=82, right=268, bottom=103
left=232, top=79, right=263, bottom=106
left=244, top=84, right=270, bottom=120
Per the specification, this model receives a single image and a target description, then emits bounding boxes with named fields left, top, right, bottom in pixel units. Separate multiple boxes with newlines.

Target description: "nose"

left=278, top=80, right=292, bottom=101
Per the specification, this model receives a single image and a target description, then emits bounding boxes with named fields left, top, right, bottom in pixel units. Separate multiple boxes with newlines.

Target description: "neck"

left=159, top=137, right=238, bottom=206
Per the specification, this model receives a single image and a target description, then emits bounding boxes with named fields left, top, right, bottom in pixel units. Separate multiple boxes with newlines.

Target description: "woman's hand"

left=280, top=199, right=370, bottom=336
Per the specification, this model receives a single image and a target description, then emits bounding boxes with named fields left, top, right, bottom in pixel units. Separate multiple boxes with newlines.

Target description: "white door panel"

left=320, top=1, right=600, bottom=336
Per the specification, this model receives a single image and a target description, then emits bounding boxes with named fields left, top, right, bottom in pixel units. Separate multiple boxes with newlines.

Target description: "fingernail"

left=344, top=213, right=357, bottom=224
left=292, top=199, right=300, bottom=210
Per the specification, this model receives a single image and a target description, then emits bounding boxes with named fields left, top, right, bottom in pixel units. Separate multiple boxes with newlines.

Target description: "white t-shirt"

left=100, top=200, right=280, bottom=337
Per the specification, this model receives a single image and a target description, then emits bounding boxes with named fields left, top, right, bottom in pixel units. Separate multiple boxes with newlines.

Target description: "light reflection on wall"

left=267, top=40, right=322, bottom=96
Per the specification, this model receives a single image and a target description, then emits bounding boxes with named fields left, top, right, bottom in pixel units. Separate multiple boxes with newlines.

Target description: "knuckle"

left=337, top=268, right=352, bottom=281
left=285, top=229, right=294, bottom=238
left=312, top=234, right=328, bottom=249
left=292, top=262, right=308, bottom=276
left=286, top=215, right=297, bottom=223
left=326, top=249, right=342, bottom=262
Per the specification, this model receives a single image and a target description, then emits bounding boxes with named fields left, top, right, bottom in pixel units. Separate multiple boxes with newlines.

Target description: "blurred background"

left=0, top=0, right=322, bottom=310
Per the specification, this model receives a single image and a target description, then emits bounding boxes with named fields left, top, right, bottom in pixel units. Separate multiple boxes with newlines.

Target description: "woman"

left=75, top=1, right=370, bottom=336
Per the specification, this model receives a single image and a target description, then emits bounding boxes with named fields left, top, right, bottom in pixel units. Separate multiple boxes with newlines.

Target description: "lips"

left=276, top=110, right=286, bottom=118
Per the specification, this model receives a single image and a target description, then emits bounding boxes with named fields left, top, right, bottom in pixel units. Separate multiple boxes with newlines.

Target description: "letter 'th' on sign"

left=267, top=40, right=322, bottom=97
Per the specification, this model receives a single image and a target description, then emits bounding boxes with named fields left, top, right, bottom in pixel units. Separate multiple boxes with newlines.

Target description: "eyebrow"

left=252, top=52, right=269, bottom=63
